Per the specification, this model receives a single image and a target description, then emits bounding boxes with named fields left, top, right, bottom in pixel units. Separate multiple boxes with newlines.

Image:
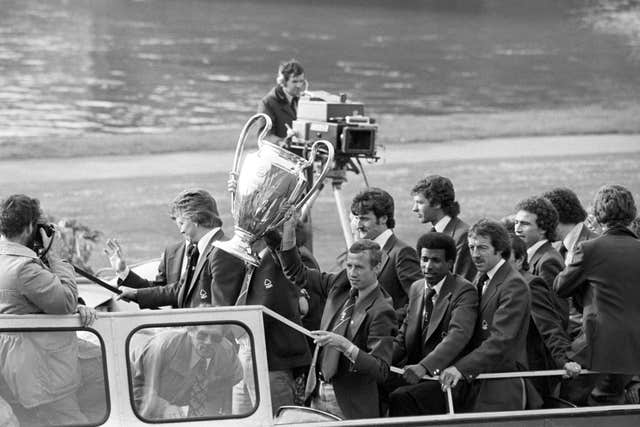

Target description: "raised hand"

left=104, top=238, right=127, bottom=274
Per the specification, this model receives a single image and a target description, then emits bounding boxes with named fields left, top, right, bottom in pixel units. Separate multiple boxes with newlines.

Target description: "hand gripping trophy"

left=215, top=113, right=334, bottom=266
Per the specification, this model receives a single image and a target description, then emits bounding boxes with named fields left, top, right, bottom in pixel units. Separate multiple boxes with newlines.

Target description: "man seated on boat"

left=439, top=219, right=542, bottom=411
left=131, top=323, right=243, bottom=419
left=274, top=209, right=397, bottom=420
left=386, top=232, right=478, bottom=416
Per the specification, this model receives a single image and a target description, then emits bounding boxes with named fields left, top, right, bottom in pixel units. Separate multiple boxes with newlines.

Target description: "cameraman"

left=258, top=59, right=306, bottom=147
left=0, top=194, right=91, bottom=425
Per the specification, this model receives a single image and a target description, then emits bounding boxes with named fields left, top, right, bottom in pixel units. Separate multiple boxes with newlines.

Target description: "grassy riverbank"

left=2, top=104, right=640, bottom=159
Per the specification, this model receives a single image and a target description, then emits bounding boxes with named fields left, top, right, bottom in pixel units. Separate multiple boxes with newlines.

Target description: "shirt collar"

left=433, top=215, right=452, bottom=233
left=486, top=258, right=506, bottom=281
left=373, top=229, right=393, bottom=248
left=354, top=280, right=378, bottom=305
left=563, top=223, right=584, bottom=253
left=196, top=227, right=220, bottom=255
left=526, top=239, right=548, bottom=261
left=0, top=239, right=38, bottom=258
left=426, top=274, right=446, bottom=297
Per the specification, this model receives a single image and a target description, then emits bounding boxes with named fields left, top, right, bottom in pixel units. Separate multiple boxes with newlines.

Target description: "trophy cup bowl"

left=214, top=113, right=335, bottom=266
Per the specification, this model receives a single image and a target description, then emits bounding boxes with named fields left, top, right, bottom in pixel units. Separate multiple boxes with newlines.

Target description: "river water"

left=1, top=0, right=639, bottom=140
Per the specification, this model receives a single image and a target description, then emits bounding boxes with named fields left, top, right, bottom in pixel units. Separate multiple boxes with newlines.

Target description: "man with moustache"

left=410, top=176, right=476, bottom=281
left=387, top=232, right=478, bottom=416
left=440, top=219, right=542, bottom=411
left=107, top=189, right=245, bottom=308
left=351, top=188, right=422, bottom=318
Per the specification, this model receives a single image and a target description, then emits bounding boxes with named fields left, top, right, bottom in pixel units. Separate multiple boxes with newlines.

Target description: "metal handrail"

left=261, top=307, right=601, bottom=415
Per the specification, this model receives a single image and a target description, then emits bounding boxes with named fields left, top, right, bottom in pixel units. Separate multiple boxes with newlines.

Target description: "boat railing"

left=261, top=306, right=611, bottom=416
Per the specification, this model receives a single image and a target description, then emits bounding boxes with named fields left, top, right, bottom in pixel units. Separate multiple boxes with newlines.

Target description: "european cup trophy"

left=214, top=113, right=335, bottom=266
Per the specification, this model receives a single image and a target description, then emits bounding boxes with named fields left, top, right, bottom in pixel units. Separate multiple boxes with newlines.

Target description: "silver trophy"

left=215, top=113, right=334, bottom=266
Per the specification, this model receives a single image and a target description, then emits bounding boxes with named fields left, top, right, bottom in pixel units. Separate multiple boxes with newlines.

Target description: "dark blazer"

left=523, top=271, right=572, bottom=397
left=554, top=226, right=640, bottom=373
left=552, top=223, right=598, bottom=263
left=393, top=273, right=478, bottom=375
left=258, top=85, right=296, bottom=140
left=245, top=247, right=317, bottom=371
left=378, top=233, right=422, bottom=311
left=455, top=261, right=541, bottom=412
left=278, top=247, right=397, bottom=419
left=441, top=217, right=476, bottom=282
left=120, top=241, right=185, bottom=297
left=529, top=240, right=568, bottom=326
left=529, top=240, right=564, bottom=289
left=133, top=230, right=246, bottom=309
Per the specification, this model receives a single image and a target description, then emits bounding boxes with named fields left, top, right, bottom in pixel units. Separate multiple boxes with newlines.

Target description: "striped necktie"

left=319, top=287, right=358, bottom=381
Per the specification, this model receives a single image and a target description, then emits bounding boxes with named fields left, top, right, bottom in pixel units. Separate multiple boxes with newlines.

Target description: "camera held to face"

left=32, top=222, right=55, bottom=255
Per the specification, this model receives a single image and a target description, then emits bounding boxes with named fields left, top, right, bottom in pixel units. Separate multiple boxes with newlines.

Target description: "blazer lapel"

left=320, top=283, right=348, bottom=330
left=348, top=285, right=379, bottom=340
left=377, top=234, right=396, bottom=273
left=442, top=217, right=457, bottom=238
left=426, top=274, right=454, bottom=341
left=406, top=283, right=424, bottom=352
left=480, top=263, right=508, bottom=311
left=182, top=229, right=223, bottom=306
left=166, top=243, right=185, bottom=285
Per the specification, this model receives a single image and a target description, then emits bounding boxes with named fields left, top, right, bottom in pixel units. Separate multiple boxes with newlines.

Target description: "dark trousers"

left=389, top=380, right=446, bottom=416
left=561, top=373, right=632, bottom=406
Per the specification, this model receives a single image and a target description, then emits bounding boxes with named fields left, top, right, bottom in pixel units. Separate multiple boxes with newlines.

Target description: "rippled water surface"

left=1, top=0, right=639, bottom=139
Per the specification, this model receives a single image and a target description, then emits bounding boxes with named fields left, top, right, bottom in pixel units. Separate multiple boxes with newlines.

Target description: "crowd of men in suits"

left=103, top=176, right=640, bottom=421
left=272, top=177, right=640, bottom=419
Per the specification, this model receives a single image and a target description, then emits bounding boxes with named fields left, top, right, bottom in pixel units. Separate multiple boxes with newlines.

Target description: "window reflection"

left=0, top=330, right=107, bottom=426
left=128, top=323, right=255, bottom=421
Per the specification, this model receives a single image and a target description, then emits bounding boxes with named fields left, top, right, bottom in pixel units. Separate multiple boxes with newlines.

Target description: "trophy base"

left=213, top=230, right=261, bottom=267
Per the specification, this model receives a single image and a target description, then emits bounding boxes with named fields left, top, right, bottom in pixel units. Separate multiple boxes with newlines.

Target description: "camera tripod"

left=301, top=156, right=373, bottom=250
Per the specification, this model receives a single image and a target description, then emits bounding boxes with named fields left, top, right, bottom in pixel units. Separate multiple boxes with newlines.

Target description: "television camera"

left=289, top=93, right=379, bottom=172
left=289, top=93, right=380, bottom=248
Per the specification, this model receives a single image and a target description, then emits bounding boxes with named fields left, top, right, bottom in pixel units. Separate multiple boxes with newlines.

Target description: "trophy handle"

left=229, top=113, right=272, bottom=214
left=294, top=139, right=335, bottom=211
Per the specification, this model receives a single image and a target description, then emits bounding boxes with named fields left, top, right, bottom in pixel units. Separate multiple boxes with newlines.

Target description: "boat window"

left=0, top=329, right=109, bottom=426
left=127, top=322, right=257, bottom=422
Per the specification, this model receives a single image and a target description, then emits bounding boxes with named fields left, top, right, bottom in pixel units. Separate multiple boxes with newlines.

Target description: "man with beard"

left=0, top=194, right=92, bottom=425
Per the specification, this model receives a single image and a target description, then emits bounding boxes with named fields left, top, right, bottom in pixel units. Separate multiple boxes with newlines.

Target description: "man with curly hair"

left=410, top=176, right=476, bottom=281
left=351, top=188, right=422, bottom=317
left=542, top=188, right=597, bottom=265
left=555, top=185, right=640, bottom=406
left=514, top=196, right=564, bottom=291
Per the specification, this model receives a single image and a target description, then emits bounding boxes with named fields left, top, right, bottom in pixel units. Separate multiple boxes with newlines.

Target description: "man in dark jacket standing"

left=555, top=184, right=640, bottom=406
left=258, top=59, right=306, bottom=146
